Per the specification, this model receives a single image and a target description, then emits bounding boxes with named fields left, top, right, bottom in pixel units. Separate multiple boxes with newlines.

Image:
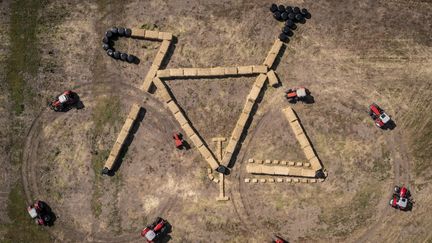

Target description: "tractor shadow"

left=383, top=120, right=397, bottom=130
left=73, top=93, right=85, bottom=110
left=159, top=222, right=173, bottom=243
left=177, top=133, right=191, bottom=150
left=39, top=201, right=57, bottom=227
left=108, top=107, right=146, bottom=176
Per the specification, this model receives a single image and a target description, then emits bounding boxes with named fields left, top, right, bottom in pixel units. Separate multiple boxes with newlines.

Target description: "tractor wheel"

left=105, top=30, right=113, bottom=38
left=125, top=28, right=132, bottom=37
left=120, top=53, right=128, bottom=61
left=102, top=36, right=109, bottom=44
left=282, top=26, right=293, bottom=36
left=273, top=11, right=282, bottom=21
left=295, top=14, right=304, bottom=22
left=290, top=23, right=297, bottom=30
left=118, top=27, right=125, bottom=36
left=110, top=27, right=118, bottom=35
left=281, top=12, right=288, bottom=21
left=278, top=5, right=285, bottom=12
left=293, top=7, right=300, bottom=14
left=106, top=49, right=114, bottom=57
left=113, top=51, right=121, bottom=59
left=279, top=33, right=289, bottom=42
left=127, top=54, right=136, bottom=63
left=285, top=19, right=294, bottom=27
left=286, top=6, right=293, bottom=13
left=288, top=12, right=295, bottom=20
left=301, top=8, right=311, bottom=19
left=270, top=4, right=278, bottom=13
left=102, top=44, right=110, bottom=50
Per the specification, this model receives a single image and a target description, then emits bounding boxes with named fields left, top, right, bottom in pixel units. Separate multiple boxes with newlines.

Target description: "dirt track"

left=1, top=0, right=432, bottom=242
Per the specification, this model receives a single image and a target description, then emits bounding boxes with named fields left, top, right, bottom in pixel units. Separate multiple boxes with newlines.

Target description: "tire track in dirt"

left=356, top=129, right=413, bottom=243
left=230, top=110, right=274, bottom=240
left=21, top=81, right=174, bottom=242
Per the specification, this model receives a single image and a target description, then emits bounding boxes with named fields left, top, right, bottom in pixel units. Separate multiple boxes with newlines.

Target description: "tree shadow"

left=108, top=107, right=146, bottom=176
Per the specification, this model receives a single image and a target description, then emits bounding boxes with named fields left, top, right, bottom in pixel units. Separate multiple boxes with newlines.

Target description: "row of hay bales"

left=140, top=39, right=172, bottom=91
left=156, top=65, right=268, bottom=78
left=247, top=158, right=311, bottom=168
left=221, top=39, right=285, bottom=166
left=102, top=104, right=141, bottom=174
left=245, top=163, right=316, bottom=177
left=152, top=77, right=221, bottom=171
left=244, top=177, right=322, bottom=184
left=283, top=107, right=323, bottom=171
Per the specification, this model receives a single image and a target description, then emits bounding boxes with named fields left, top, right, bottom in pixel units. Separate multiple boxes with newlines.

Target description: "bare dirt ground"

left=1, top=0, right=432, bottom=242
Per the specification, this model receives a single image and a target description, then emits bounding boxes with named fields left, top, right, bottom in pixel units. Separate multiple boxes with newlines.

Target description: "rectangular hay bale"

left=225, top=138, right=238, bottom=154
left=263, top=52, right=277, bottom=67
left=174, top=111, right=188, bottom=126
left=181, top=123, right=195, bottom=138
left=189, top=133, right=204, bottom=148
left=169, top=68, right=184, bottom=77
left=197, top=68, right=212, bottom=76
left=252, top=65, right=268, bottom=74
left=247, top=85, right=262, bottom=102
left=267, top=70, right=279, bottom=87
left=242, top=100, right=255, bottom=115
left=157, top=69, right=171, bottom=78
left=283, top=107, right=298, bottom=122
left=198, top=145, right=213, bottom=160
left=122, top=118, right=135, bottom=134
left=237, top=66, right=253, bottom=75
left=183, top=68, right=198, bottom=77
left=131, top=28, right=145, bottom=38
left=254, top=74, right=268, bottom=89
left=206, top=156, right=219, bottom=170
left=166, top=101, right=180, bottom=114
left=128, top=104, right=141, bottom=120
left=303, top=146, right=316, bottom=160
left=104, top=155, right=117, bottom=170
left=144, top=30, right=160, bottom=40
left=224, top=67, right=238, bottom=76
left=210, top=67, right=225, bottom=76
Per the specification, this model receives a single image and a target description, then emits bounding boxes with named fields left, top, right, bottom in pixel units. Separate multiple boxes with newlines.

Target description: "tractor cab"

left=58, top=94, right=69, bottom=103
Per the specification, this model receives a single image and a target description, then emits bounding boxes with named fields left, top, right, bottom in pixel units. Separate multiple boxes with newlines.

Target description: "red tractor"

left=173, top=133, right=185, bottom=149
left=272, top=236, right=288, bottom=243
left=369, top=103, right=391, bottom=128
left=49, top=90, right=79, bottom=112
left=389, top=185, right=412, bottom=211
left=27, top=200, right=53, bottom=226
left=285, top=87, right=311, bottom=103
left=141, top=217, right=169, bottom=243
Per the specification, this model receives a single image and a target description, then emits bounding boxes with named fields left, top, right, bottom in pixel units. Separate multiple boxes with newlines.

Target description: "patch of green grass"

left=92, top=96, right=122, bottom=136
left=140, top=23, right=158, bottom=30
left=90, top=149, right=109, bottom=218
left=6, top=0, right=43, bottom=114
left=89, top=95, right=123, bottom=218
left=3, top=183, right=52, bottom=243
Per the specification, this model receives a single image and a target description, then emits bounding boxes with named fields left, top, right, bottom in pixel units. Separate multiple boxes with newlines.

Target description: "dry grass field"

left=0, top=0, right=431, bottom=242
